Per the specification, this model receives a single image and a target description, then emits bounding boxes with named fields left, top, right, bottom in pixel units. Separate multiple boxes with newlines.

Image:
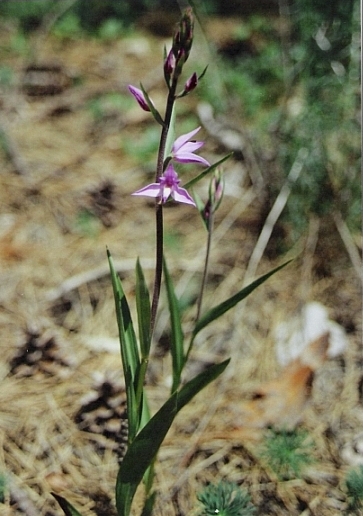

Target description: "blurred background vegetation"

left=0, top=0, right=360, bottom=250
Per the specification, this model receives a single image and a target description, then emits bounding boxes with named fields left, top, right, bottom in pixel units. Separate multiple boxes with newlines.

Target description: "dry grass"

left=0, top=17, right=361, bottom=516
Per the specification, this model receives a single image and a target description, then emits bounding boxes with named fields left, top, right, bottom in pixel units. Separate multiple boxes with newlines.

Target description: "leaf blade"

left=163, top=257, right=185, bottom=392
left=184, top=153, right=232, bottom=189
left=51, top=493, right=83, bottom=516
left=116, top=359, right=229, bottom=515
left=135, top=258, right=151, bottom=359
left=192, top=260, right=292, bottom=339
left=108, top=249, right=140, bottom=440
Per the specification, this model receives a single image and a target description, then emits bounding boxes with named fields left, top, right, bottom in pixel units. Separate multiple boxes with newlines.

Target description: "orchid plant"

left=54, top=8, right=289, bottom=516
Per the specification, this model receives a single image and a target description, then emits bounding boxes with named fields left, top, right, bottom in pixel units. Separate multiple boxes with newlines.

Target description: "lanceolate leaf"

left=163, top=257, right=185, bottom=392
left=115, top=359, right=229, bottom=516
left=51, top=493, right=83, bottom=516
left=191, top=261, right=292, bottom=341
left=184, top=153, right=232, bottom=189
left=177, top=358, right=229, bottom=410
left=107, top=249, right=140, bottom=441
left=116, top=392, right=178, bottom=516
left=135, top=258, right=151, bottom=359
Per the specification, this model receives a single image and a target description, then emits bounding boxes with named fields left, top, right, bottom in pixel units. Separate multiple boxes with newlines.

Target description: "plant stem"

left=149, top=81, right=178, bottom=339
left=195, top=209, right=214, bottom=322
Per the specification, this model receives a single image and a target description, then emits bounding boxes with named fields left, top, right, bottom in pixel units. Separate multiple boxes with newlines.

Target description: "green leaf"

left=184, top=153, right=232, bottom=189
left=116, top=392, right=178, bottom=516
left=177, top=358, right=229, bottom=410
left=51, top=493, right=83, bottom=516
left=140, top=82, right=164, bottom=126
left=135, top=258, right=151, bottom=359
left=115, top=359, right=229, bottom=516
left=141, top=490, right=157, bottom=516
left=192, top=260, right=292, bottom=340
left=163, top=257, right=185, bottom=392
left=164, top=103, right=176, bottom=159
left=108, top=249, right=140, bottom=441
left=198, top=64, right=209, bottom=81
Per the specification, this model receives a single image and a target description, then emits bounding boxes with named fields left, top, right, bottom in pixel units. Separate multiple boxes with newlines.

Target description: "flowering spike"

left=173, top=8, right=194, bottom=61
left=132, top=164, right=195, bottom=207
left=169, top=8, right=194, bottom=81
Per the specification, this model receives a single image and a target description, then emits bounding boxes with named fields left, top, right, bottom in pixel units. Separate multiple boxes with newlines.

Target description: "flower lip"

left=171, top=127, right=210, bottom=166
left=132, top=163, right=196, bottom=206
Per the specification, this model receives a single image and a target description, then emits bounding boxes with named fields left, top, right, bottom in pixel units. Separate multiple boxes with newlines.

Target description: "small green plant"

left=345, top=465, right=363, bottom=512
left=260, top=428, right=314, bottom=480
left=197, top=481, right=256, bottom=516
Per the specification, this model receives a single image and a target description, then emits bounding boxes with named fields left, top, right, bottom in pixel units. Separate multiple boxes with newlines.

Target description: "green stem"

left=196, top=210, right=214, bottom=322
left=149, top=80, right=178, bottom=339
left=185, top=209, right=214, bottom=363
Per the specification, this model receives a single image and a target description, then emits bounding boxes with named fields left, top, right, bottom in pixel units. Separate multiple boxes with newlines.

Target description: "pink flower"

left=172, top=127, right=210, bottom=166
left=128, top=85, right=151, bottom=112
left=132, top=163, right=195, bottom=206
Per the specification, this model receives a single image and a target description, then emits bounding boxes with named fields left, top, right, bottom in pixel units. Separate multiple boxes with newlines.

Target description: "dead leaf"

left=208, top=333, right=331, bottom=442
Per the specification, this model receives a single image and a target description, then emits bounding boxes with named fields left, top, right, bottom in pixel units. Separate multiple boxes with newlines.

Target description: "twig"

left=333, top=210, right=363, bottom=284
left=243, top=147, right=308, bottom=285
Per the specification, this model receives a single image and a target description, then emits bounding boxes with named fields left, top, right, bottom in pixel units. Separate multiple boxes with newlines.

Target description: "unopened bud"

left=184, top=72, right=198, bottom=93
left=164, top=48, right=175, bottom=76
left=128, top=85, right=151, bottom=112
left=180, top=8, right=194, bottom=57
left=209, top=170, right=224, bottom=212
left=202, top=199, right=212, bottom=225
left=172, top=8, right=194, bottom=63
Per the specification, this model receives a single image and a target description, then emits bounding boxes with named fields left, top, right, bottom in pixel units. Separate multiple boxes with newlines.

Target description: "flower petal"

left=173, top=152, right=210, bottom=166
left=161, top=185, right=172, bottom=203
left=179, top=141, right=204, bottom=153
left=171, top=186, right=196, bottom=206
left=131, top=183, right=161, bottom=197
left=172, top=126, right=201, bottom=153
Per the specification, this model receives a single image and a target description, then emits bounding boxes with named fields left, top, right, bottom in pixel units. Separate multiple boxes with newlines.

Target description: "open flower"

left=132, top=163, right=195, bottom=206
left=172, top=127, right=210, bottom=166
left=128, top=85, right=152, bottom=112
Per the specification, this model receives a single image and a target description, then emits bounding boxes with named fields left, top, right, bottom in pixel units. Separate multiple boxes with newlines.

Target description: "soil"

left=0, top=12, right=362, bottom=516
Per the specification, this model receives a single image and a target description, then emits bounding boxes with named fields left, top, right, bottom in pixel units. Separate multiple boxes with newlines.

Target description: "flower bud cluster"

left=164, top=8, right=198, bottom=93
left=172, top=8, right=194, bottom=63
